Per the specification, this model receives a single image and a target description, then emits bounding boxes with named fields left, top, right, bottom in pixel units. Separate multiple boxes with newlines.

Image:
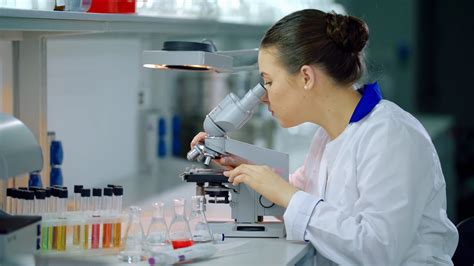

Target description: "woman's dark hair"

left=261, top=9, right=369, bottom=85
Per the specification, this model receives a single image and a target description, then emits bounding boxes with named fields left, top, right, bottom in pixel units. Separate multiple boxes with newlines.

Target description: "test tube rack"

left=37, top=212, right=125, bottom=255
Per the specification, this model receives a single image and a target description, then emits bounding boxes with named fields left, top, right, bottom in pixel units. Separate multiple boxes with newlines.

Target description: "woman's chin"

left=278, top=119, right=299, bottom=129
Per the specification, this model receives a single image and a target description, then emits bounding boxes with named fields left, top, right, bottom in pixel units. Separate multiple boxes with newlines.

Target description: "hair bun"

left=325, top=12, right=369, bottom=53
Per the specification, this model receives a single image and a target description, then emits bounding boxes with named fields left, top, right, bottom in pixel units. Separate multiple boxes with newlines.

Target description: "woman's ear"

left=300, top=65, right=316, bottom=90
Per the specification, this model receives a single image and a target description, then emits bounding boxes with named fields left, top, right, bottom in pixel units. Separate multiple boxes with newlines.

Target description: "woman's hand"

left=190, top=132, right=208, bottom=149
left=189, top=132, right=245, bottom=170
left=223, top=164, right=298, bottom=208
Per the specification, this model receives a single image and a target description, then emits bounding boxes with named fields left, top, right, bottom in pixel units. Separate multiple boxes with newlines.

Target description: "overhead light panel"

left=143, top=41, right=257, bottom=73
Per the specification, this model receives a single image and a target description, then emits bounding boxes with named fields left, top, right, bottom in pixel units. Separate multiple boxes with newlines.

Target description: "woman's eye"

left=264, top=82, right=272, bottom=87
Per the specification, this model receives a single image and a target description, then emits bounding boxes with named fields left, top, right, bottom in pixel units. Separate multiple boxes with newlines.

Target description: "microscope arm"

left=203, top=83, right=266, bottom=137
left=205, top=137, right=289, bottom=178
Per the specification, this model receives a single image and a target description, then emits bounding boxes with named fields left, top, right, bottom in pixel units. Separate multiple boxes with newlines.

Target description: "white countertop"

left=35, top=160, right=314, bottom=265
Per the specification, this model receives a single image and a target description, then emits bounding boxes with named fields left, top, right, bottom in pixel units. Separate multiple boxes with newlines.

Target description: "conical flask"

left=188, top=195, right=213, bottom=243
left=145, top=201, right=172, bottom=253
left=168, top=198, right=193, bottom=249
left=118, top=206, right=146, bottom=263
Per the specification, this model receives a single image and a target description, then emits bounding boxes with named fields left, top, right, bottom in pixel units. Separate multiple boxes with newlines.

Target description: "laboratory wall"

left=417, top=0, right=474, bottom=223
left=46, top=35, right=142, bottom=188
left=0, top=40, right=13, bottom=114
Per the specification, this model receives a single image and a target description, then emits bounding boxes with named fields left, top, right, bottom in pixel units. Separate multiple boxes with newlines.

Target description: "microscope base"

left=208, top=221, right=286, bottom=238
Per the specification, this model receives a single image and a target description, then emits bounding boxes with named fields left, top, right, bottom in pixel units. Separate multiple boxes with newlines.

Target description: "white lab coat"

left=284, top=100, right=459, bottom=265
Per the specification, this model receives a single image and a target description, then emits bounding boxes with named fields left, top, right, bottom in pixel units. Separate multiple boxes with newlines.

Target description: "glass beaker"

left=118, top=206, right=146, bottom=263
left=145, top=202, right=173, bottom=254
left=168, top=198, right=193, bottom=249
left=188, top=195, right=213, bottom=243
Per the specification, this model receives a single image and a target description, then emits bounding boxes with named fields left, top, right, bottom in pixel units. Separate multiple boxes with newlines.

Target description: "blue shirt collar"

left=349, top=82, right=383, bottom=123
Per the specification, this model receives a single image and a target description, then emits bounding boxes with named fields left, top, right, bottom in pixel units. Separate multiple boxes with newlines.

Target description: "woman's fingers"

left=190, top=132, right=208, bottom=149
left=219, top=155, right=247, bottom=167
left=224, top=164, right=257, bottom=185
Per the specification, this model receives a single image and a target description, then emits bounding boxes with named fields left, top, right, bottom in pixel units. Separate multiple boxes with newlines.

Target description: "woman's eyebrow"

left=260, top=72, right=269, bottom=77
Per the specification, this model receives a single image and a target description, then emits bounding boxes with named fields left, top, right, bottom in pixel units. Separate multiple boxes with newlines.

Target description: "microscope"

left=182, top=83, right=289, bottom=238
left=0, top=113, right=43, bottom=264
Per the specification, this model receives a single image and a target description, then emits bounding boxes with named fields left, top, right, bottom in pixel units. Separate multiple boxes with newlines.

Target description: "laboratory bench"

left=35, top=238, right=313, bottom=266
left=33, top=158, right=315, bottom=265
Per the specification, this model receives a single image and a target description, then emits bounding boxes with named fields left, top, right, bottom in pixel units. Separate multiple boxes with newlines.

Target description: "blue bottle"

left=50, top=166, right=63, bottom=187
left=28, top=171, right=43, bottom=188
left=50, top=138, right=64, bottom=186
left=157, top=117, right=167, bottom=158
left=172, top=115, right=181, bottom=156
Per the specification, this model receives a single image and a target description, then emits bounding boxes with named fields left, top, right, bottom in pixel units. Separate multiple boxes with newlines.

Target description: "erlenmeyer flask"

left=145, top=202, right=172, bottom=253
left=118, top=206, right=146, bottom=263
left=188, top=195, right=213, bottom=243
left=168, top=198, right=193, bottom=249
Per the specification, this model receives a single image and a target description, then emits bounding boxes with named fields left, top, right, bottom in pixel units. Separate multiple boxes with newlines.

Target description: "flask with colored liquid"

left=168, top=198, right=193, bottom=249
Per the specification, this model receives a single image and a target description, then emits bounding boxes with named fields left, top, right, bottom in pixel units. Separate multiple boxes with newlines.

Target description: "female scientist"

left=191, top=9, right=458, bottom=265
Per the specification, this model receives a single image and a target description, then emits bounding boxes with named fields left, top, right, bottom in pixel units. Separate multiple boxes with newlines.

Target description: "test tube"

left=72, top=185, right=83, bottom=248
left=24, top=191, right=35, bottom=215
left=10, top=189, right=18, bottom=215
left=57, top=189, right=68, bottom=251
left=45, top=187, right=52, bottom=213
left=43, top=188, right=53, bottom=250
left=91, top=188, right=102, bottom=249
left=74, top=185, right=83, bottom=211
left=34, top=190, right=46, bottom=215
left=6, top=188, right=13, bottom=214
left=112, top=186, right=123, bottom=248
left=16, top=189, right=25, bottom=215
left=102, top=187, right=113, bottom=248
left=51, top=188, right=59, bottom=250
left=34, top=189, right=49, bottom=251
left=81, top=188, right=91, bottom=249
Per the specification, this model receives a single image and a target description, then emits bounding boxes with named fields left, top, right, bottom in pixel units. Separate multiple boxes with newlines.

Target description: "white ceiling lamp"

left=143, top=40, right=258, bottom=73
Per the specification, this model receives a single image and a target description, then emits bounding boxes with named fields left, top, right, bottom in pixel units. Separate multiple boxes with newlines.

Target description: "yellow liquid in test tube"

left=48, top=227, right=53, bottom=250
left=83, top=224, right=89, bottom=249
left=113, top=223, right=121, bottom=247
left=56, top=225, right=66, bottom=251
left=73, top=225, right=81, bottom=246
left=52, top=226, right=58, bottom=250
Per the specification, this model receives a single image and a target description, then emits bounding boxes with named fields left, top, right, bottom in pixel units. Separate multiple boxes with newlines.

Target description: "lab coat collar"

left=349, top=82, right=383, bottom=123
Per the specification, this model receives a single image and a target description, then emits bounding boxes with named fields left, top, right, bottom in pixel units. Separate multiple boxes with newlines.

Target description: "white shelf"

left=0, top=8, right=269, bottom=36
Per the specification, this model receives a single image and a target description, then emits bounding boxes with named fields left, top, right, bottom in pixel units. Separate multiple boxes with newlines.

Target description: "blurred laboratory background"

left=0, top=0, right=473, bottom=225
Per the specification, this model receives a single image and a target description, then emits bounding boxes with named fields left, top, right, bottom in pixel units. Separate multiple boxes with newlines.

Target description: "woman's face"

left=258, top=47, right=308, bottom=128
